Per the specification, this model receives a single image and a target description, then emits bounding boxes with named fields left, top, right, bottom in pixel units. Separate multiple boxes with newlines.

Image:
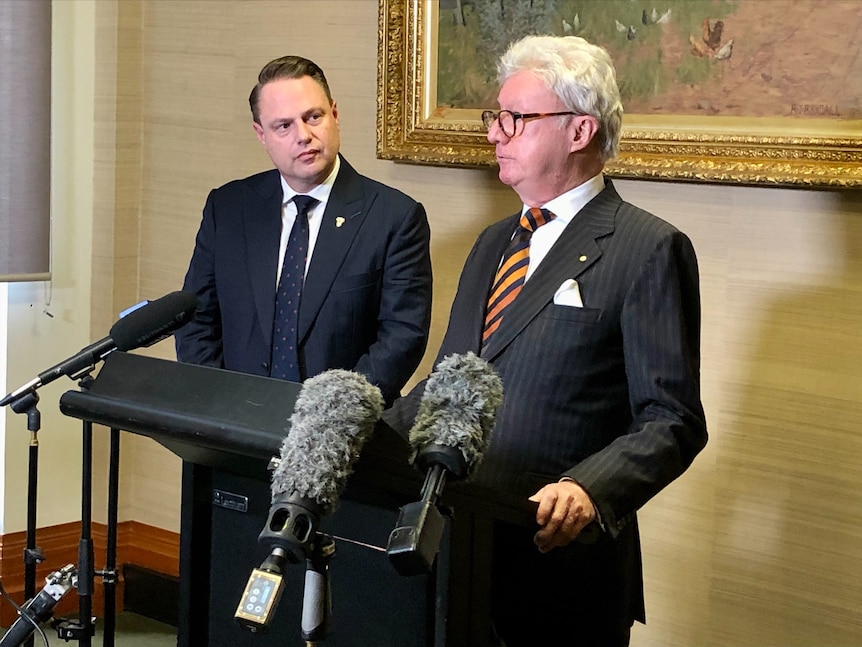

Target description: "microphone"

left=387, top=351, right=503, bottom=576
left=235, top=369, right=384, bottom=635
left=0, top=291, right=198, bottom=407
left=0, top=564, right=76, bottom=647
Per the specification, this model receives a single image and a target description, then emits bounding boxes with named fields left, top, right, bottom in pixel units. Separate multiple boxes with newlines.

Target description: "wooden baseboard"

left=0, top=521, right=179, bottom=627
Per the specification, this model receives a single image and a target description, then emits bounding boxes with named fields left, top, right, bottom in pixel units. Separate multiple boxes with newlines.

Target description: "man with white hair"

left=389, top=35, right=707, bottom=646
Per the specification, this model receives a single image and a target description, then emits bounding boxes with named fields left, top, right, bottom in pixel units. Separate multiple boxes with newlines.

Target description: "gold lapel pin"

left=579, top=255, right=587, bottom=262
left=335, top=217, right=345, bottom=228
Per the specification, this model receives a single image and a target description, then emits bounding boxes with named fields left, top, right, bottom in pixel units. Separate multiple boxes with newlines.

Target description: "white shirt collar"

left=524, top=173, right=605, bottom=225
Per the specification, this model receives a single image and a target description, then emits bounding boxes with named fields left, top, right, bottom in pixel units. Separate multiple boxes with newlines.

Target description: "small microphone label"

left=212, top=489, right=248, bottom=513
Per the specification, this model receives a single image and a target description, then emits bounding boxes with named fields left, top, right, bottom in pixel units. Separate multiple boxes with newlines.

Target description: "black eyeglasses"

left=481, top=109, right=580, bottom=137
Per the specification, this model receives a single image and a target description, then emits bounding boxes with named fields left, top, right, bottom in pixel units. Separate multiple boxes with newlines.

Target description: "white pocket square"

left=553, top=279, right=583, bottom=307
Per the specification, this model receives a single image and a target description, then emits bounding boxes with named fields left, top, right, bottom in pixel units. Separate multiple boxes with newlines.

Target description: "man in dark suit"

left=175, top=56, right=432, bottom=404
left=386, top=35, right=707, bottom=646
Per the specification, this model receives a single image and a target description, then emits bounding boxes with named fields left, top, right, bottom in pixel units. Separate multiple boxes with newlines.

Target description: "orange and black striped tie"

left=482, top=207, right=555, bottom=348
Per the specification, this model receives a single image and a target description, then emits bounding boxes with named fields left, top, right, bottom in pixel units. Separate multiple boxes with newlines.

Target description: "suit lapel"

left=298, top=157, right=367, bottom=342
left=481, top=180, right=620, bottom=360
left=244, top=170, right=283, bottom=347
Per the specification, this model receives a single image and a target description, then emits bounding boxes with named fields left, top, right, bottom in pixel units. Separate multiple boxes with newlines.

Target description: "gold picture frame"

left=377, top=0, right=862, bottom=188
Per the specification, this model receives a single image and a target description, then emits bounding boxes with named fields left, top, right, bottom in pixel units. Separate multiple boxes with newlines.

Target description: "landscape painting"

left=377, top=0, right=862, bottom=187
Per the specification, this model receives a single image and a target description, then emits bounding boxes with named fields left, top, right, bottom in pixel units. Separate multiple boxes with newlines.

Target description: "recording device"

left=235, top=370, right=384, bottom=635
left=0, top=564, right=76, bottom=647
left=386, top=352, right=503, bottom=576
left=0, top=290, right=199, bottom=407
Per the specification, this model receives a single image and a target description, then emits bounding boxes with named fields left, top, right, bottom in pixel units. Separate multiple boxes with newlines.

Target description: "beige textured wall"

left=89, top=1, right=862, bottom=645
left=2, top=0, right=98, bottom=533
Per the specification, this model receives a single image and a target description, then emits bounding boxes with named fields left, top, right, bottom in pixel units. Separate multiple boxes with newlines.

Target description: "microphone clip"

left=412, top=443, right=468, bottom=480
left=387, top=444, right=470, bottom=576
left=258, top=496, right=324, bottom=564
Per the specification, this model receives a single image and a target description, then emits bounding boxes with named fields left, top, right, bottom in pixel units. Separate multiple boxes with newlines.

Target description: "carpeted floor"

left=101, top=612, right=176, bottom=646
left=0, top=612, right=176, bottom=647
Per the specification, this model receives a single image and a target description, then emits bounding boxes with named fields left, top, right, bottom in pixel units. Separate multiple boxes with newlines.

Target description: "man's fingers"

left=530, top=481, right=598, bottom=551
left=529, top=485, right=556, bottom=525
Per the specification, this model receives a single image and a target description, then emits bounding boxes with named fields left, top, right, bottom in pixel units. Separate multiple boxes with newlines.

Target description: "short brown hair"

left=248, top=56, right=333, bottom=124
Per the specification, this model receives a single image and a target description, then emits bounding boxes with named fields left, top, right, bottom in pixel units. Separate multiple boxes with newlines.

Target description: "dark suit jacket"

left=386, top=179, right=707, bottom=630
left=175, top=156, right=432, bottom=404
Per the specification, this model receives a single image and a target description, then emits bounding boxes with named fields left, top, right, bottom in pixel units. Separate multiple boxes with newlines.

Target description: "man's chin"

left=497, top=167, right=519, bottom=190
left=282, top=162, right=331, bottom=191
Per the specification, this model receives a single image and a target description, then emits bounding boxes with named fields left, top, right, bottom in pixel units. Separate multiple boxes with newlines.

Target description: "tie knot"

left=520, top=207, right=554, bottom=233
left=293, top=194, right=317, bottom=217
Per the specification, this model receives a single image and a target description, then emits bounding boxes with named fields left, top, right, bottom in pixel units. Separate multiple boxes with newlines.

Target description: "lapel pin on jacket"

left=335, top=216, right=345, bottom=228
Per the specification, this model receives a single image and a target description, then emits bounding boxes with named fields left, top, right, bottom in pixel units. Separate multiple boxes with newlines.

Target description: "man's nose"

left=486, top=117, right=508, bottom=145
left=295, top=121, right=313, bottom=142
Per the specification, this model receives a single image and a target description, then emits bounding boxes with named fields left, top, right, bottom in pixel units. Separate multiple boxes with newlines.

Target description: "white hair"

left=498, top=35, right=624, bottom=162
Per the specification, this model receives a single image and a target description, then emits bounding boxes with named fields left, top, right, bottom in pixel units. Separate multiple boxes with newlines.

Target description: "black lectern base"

left=203, top=467, right=435, bottom=647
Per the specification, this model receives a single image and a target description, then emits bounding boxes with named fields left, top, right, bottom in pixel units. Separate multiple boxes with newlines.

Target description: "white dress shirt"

left=523, top=173, right=605, bottom=281
left=275, top=155, right=341, bottom=286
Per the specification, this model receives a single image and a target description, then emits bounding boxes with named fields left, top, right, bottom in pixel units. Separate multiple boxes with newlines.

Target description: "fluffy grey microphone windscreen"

left=408, top=352, right=503, bottom=472
left=271, top=369, right=384, bottom=514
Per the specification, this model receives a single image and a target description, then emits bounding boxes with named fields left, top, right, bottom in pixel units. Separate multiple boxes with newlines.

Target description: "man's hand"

left=528, top=480, right=596, bottom=553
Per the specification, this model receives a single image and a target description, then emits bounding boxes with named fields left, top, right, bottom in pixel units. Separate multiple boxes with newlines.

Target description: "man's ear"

left=253, top=121, right=265, bottom=145
left=570, top=115, right=600, bottom=152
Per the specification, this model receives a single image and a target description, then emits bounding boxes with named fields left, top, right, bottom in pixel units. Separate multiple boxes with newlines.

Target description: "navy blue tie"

left=270, top=195, right=317, bottom=381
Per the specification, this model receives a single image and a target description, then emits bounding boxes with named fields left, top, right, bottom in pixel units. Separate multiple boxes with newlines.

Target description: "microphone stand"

left=4, top=372, right=120, bottom=646
left=55, top=424, right=121, bottom=647
left=99, top=426, right=121, bottom=645
left=52, top=374, right=106, bottom=647
left=7, top=392, right=46, bottom=647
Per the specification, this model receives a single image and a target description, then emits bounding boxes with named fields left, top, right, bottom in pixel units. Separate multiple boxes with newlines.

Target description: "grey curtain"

left=0, top=0, right=51, bottom=281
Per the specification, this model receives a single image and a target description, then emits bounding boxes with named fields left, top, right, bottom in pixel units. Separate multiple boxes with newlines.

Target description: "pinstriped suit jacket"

left=386, top=178, right=707, bottom=627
